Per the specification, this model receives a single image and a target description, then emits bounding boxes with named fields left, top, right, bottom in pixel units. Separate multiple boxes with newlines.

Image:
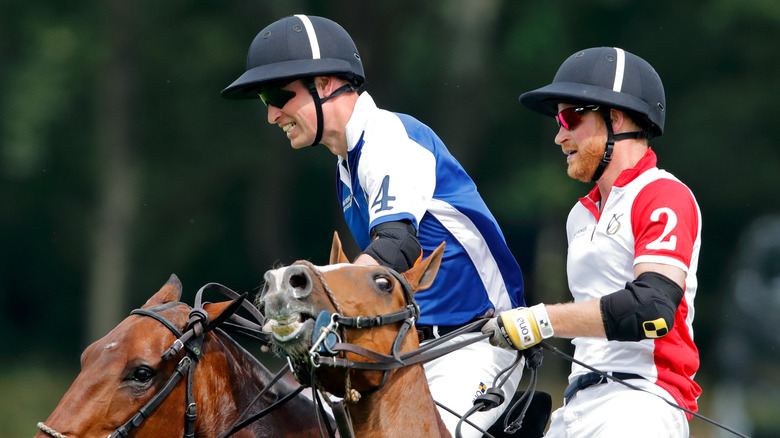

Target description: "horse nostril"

left=289, top=273, right=307, bottom=289
left=289, top=273, right=310, bottom=298
left=287, top=266, right=312, bottom=298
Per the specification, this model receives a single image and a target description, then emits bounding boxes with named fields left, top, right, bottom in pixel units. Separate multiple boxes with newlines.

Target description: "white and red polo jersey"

left=565, top=148, right=702, bottom=417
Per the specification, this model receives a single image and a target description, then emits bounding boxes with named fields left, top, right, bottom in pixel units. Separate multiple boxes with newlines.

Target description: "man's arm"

left=484, top=263, right=686, bottom=349
left=354, top=220, right=422, bottom=272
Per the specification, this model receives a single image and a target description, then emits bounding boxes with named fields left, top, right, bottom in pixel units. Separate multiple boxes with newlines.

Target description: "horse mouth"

left=266, top=313, right=315, bottom=346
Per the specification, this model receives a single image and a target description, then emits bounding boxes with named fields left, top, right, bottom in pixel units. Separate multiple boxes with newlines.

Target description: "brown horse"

left=35, top=275, right=322, bottom=438
left=259, top=232, right=451, bottom=438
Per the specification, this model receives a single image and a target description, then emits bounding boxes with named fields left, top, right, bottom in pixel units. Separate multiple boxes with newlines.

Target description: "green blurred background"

left=2, top=1, right=779, bottom=437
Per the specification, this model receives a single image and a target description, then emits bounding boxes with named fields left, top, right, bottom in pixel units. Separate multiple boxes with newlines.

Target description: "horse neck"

left=191, top=331, right=261, bottom=436
left=196, top=330, right=321, bottom=438
left=348, top=364, right=450, bottom=438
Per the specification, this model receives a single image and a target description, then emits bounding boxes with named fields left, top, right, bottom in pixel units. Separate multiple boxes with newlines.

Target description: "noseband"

left=286, top=261, right=428, bottom=396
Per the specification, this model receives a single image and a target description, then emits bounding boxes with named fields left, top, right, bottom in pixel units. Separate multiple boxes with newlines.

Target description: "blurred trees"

left=1, top=0, right=779, bottom=434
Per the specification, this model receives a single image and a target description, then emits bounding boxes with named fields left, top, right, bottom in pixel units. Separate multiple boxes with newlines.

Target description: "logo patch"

left=606, top=213, right=623, bottom=235
left=472, top=382, right=488, bottom=402
left=513, top=314, right=537, bottom=348
left=341, top=193, right=353, bottom=212
left=643, top=318, right=669, bottom=338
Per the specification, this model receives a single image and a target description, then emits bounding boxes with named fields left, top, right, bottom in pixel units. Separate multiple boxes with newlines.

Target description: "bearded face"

left=566, top=131, right=607, bottom=183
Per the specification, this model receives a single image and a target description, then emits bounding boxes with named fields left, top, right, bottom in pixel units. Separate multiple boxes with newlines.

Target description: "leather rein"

left=38, top=282, right=270, bottom=438
left=112, top=283, right=253, bottom=438
left=287, top=261, right=491, bottom=392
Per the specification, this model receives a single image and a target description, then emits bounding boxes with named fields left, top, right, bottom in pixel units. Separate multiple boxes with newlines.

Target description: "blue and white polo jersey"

left=337, top=92, right=524, bottom=326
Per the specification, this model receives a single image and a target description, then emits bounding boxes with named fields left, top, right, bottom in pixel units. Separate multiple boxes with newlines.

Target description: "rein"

left=108, top=285, right=250, bottom=438
left=284, top=262, right=538, bottom=438
left=287, top=261, right=426, bottom=392
left=539, top=342, right=750, bottom=438
left=37, top=282, right=282, bottom=438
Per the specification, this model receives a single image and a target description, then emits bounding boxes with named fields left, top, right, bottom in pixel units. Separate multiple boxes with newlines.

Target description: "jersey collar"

left=612, top=147, right=657, bottom=188
left=580, top=147, right=657, bottom=214
left=344, top=91, right=376, bottom=153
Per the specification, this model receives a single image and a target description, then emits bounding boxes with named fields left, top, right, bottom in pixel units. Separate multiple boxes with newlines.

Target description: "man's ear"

left=610, top=108, right=634, bottom=132
left=610, top=108, right=621, bottom=124
left=315, top=76, right=337, bottom=95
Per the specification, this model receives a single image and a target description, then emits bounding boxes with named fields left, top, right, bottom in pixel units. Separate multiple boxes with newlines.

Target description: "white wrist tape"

left=529, top=303, right=555, bottom=339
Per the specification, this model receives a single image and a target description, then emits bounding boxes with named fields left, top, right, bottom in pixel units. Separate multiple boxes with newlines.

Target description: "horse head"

left=36, top=275, right=304, bottom=438
left=258, top=231, right=444, bottom=396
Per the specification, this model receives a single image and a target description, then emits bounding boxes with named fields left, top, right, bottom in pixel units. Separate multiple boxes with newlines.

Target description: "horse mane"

left=206, top=327, right=319, bottom=437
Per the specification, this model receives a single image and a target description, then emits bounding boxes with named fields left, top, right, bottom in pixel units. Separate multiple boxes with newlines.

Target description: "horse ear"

left=142, top=274, right=183, bottom=308
left=202, top=301, right=234, bottom=324
left=402, top=242, right=445, bottom=293
left=329, top=231, right=350, bottom=264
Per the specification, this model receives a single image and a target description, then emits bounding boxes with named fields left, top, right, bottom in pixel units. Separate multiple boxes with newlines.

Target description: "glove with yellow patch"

left=482, top=304, right=555, bottom=350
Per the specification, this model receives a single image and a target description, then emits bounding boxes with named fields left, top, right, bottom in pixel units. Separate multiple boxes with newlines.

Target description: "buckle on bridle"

left=311, top=311, right=340, bottom=356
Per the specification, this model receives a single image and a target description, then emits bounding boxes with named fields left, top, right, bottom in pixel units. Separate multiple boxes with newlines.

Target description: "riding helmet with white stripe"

left=221, top=15, right=364, bottom=147
left=221, top=15, right=364, bottom=99
left=519, top=47, right=665, bottom=181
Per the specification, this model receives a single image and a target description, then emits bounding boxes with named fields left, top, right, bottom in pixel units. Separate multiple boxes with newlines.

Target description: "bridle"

left=38, top=283, right=263, bottom=438
left=281, top=261, right=516, bottom=438
left=39, top=267, right=752, bottom=438
left=286, top=261, right=441, bottom=393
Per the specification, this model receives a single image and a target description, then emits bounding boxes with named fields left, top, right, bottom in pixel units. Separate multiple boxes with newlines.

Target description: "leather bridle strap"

left=112, top=290, right=248, bottom=438
left=195, top=282, right=272, bottom=345
left=132, top=307, right=184, bottom=337
left=108, top=355, right=194, bottom=438
left=314, top=320, right=490, bottom=371
left=216, top=365, right=307, bottom=438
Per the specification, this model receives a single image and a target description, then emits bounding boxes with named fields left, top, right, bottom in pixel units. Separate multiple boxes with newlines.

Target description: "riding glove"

left=482, top=304, right=555, bottom=350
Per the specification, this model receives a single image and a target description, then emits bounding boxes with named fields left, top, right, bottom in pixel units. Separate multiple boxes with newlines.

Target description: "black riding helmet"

left=519, top=47, right=665, bottom=181
left=222, top=14, right=365, bottom=146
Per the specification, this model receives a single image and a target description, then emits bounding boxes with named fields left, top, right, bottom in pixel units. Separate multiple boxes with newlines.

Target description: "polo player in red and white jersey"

left=484, top=47, right=701, bottom=438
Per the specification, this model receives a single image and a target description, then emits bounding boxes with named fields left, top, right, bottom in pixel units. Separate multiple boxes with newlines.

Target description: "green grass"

left=0, top=361, right=77, bottom=437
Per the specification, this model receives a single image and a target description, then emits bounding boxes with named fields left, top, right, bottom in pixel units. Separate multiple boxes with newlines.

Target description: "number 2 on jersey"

left=372, top=175, right=396, bottom=213
left=646, top=207, right=678, bottom=251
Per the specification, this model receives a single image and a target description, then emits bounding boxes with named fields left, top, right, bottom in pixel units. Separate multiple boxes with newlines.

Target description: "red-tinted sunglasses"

left=555, top=105, right=600, bottom=130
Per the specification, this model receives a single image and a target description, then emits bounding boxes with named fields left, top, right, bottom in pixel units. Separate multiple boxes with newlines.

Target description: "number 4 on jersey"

left=372, top=175, right=395, bottom=213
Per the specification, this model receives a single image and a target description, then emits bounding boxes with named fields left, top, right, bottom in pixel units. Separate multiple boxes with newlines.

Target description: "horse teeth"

left=270, top=318, right=303, bottom=340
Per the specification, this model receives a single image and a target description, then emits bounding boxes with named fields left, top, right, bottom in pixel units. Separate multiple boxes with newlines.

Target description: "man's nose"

left=554, top=126, right=568, bottom=146
left=267, top=104, right=281, bottom=124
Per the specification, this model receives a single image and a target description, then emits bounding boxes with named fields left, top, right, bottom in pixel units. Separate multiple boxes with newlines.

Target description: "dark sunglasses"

left=555, top=105, right=600, bottom=130
left=259, top=84, right=296, bottom=108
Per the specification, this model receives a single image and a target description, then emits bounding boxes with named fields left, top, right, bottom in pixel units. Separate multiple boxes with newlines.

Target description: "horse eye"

left=374, top=276, right=393, bottom=293
left=129, top=366, right=155, bottom=383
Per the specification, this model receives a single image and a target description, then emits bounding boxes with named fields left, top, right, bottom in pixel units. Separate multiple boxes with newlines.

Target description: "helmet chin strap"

left=590, top=111, right=648, bottom=182
left=304, top=80, right=358, bottom=148
left=305, top=80, right=325, bottom=148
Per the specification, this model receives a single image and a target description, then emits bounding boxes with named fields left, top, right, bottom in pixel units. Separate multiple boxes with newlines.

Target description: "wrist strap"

left=529, top=304, right=555, bottom=339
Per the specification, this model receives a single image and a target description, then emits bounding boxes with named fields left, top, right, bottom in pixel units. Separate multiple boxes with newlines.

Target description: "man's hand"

left=482, top=304, right=554, bottom=350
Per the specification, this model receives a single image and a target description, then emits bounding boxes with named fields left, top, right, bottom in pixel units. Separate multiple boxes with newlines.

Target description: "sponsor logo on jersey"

left=342, top=193, right=353, bottom=212
left=606, top=213, right=623, bottom=235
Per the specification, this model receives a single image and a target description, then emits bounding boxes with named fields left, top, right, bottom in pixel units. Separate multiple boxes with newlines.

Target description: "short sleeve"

left=631, top=178, right=700, bottom=271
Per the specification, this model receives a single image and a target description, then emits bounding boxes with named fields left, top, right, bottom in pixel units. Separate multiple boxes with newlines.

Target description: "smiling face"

left=554, top=103, right=608, bottom=183
left=264, top=80, right=319, bottom=149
